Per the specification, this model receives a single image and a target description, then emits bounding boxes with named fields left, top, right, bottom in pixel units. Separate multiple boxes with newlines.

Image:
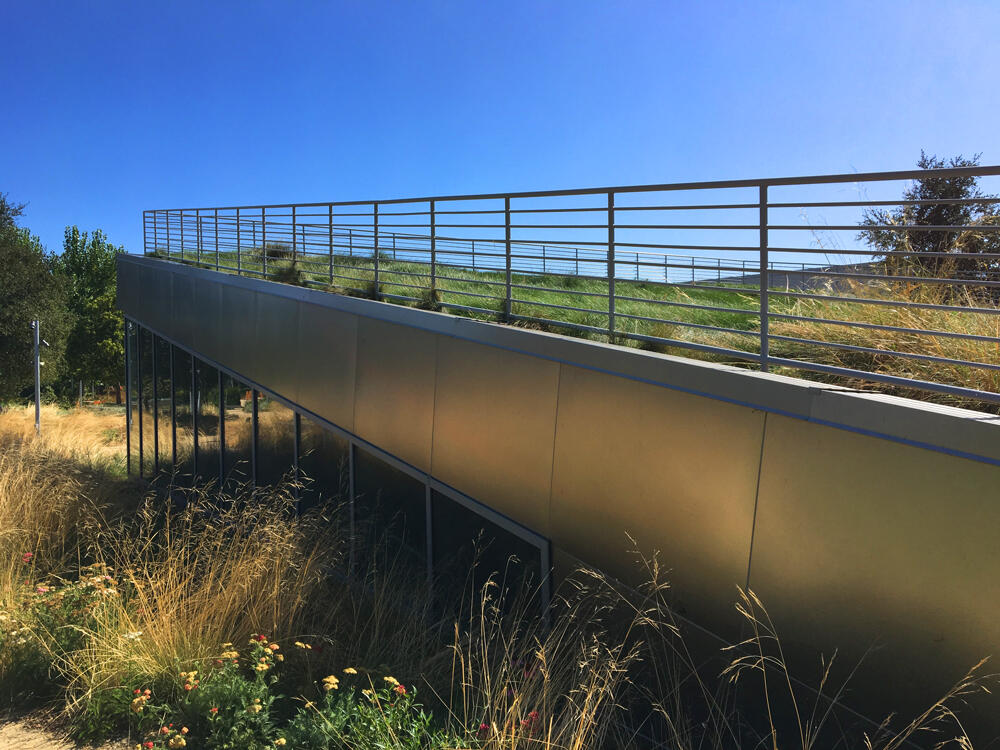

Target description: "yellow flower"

left=321, top=675, right=339, bottom=691
left=383, top=675, right=399, bottom=687
left=293, top=641, right=311, bottom=650
left=248, top=703, right=262, bottom=713
left=343, top=667, right=357, bottom=675
left=275, top=740, right=287, bottom=747
left=276, top=654, right=284, bottom=662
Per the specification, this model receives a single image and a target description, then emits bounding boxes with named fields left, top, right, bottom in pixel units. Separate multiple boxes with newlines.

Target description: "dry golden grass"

left=0, top=409, right=996, bottom=748
left=767, top=280, right=1000, bottom=407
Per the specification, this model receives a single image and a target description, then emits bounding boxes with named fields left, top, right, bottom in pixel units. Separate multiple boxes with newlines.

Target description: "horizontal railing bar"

left=614, top=294, right=761, bottom=316
left=768, top=223, right=1000, bottom=232
left=617, top=330, right=764, bottom=364
left=768, top=312, right=1000, bottom=344
left=766, top=288, right=1000, bottom=315
left=143, top=164, right=1000, bottom=213
left=768, top=197, right=1000, bottom=209
left=511, top=297, right=608, bottom=315
left=768, top=334, right=1000, bottom=372
left=615, top=311, right=758, bottom=337
left=765, top=356, right=1000, bottom=405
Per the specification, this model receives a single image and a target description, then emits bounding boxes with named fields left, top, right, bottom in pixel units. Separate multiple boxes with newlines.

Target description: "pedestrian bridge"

left=119, top=190, right=1000, bottom=737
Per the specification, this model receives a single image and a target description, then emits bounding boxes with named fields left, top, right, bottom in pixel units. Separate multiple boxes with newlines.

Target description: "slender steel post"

left=759, top=184, right=769, bottom=371
left=124, top=321, right=131, bottom=475
left=152, top=336, right=159, bottom=474
left=191, top=359, right=198, bottom=477
left=607, top=192, right=616, bottom=340
left=430, top=200, right=436, bottom=290
left=348, top=442, right=356, bottom=572
left=165, top=211, right=171, bottom=257
left=196, top=209, right=201, bottom=264
left=169, top=344, right=176, bottom=467
left=236, top=208, right=241, bottom=275
left=373, top=203, right=380, bottom=300
left=214, top=208, right=219, bottom=269
left=328, top=204, right=334, bottom=283
left=293, top=413, right=301, bottom=510
left=261, top=207, right=267, bottom=278
left=250, top=389, right=259, bottom=487
left=32, top=320, right=41, bottom=435
left=142, top=212, right=149, bottom=254
left=218, top=369, right=225, bottom=483
left=137, top=330, right=144, bottom=478
left=292, top=205, right=297, bottom=261
left=505, top=197, right=512, bottom=319
left=179, top=211, right=183, bottom=259
left=348, top=228, right=353, bottom=257
left=425, top=484, right=434, bottom=586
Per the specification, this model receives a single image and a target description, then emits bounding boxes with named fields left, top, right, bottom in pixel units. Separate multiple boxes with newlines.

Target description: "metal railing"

left=143, top=165, right=1000, bottom=408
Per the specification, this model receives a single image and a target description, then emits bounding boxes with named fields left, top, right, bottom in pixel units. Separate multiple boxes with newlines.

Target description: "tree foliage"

left=54, top=227, right=125, bottom=385
left=0, top=195, right=73, bottom=402
left=858, top=152, right=1000, bottom=283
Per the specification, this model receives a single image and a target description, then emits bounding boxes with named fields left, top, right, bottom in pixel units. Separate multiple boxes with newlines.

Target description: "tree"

left=0, top=195, right=73, bottom=402
left=53, top=227, right=126, bottom=390
left=858, top=152, right=1000, bottom=284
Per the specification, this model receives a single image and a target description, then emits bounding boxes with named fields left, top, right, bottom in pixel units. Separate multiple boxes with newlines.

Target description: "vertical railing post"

left=178, top=211, right=184, bottom=260
left=759, top=184, right=769, bottom=372
left=124, top=321, right=131, bottom=475
left=504, top=197, right=512, bottom=319
left=152, top=212, right=158, bottom=254
left=542, top=245, right=547, bottom=274
left=137, top=330, right=144, bottom=478
left=328, top=204, right=334, bottom=284
left=196, top=209, right=202, bottom=265
left=236, top=208, right=241, bottom=275
left=261, top=207, right=267, bottom=278
left=373, top=203, right=380, bottom=300
left=166, top=211, right=171, bottom=258
left=214, top=208, right=219, bottom=270
left=430, top=199, right=436, bottom=291
left=575, top=247, right=579, bottom=275
left=143, top=211, right=149, bottom=254
left=607, top=192, right=615, bottom=340
left=292, top=205, right=297, bottom=262
left=349, top=228, right=353, bottom=257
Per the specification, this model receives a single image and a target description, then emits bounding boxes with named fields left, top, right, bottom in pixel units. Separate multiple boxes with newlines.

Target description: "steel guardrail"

left=141, top=165, right=1000, bottom=409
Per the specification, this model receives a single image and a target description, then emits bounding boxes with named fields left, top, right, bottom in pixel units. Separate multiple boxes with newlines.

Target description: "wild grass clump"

left=0, top=409, right=996, bottom=747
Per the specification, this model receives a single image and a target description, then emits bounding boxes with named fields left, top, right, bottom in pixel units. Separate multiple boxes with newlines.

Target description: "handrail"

left=140, top=166, right=1000, bottom=410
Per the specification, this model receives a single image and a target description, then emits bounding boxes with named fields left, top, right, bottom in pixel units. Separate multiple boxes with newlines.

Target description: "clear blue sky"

left=3, top=0, right=999, bottom=256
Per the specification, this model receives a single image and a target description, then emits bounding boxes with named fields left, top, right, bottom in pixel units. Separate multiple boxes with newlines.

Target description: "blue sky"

left=3, top=0, right=999, bottom=255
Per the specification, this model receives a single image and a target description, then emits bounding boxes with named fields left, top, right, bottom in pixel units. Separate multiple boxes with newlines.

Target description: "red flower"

left=21, top=552, right=33, bottom=563
left=143, top=743, right=154, bottom=749
left=210, top=707, right=219, bottom=714
left=394, top=684, right=406, bottom=695
left=477, top=722, right=490, bottom=739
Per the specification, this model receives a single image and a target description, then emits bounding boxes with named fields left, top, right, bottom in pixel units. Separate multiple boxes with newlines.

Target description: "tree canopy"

left=54, top=227, right=125, bottom=386
left=0, top=195, right=73, bottom=401
left=858, top=152, right=1000, bottom=282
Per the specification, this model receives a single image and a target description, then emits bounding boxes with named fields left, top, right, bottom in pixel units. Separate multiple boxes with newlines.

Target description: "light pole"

left=30, top=320, right=50, bottom=435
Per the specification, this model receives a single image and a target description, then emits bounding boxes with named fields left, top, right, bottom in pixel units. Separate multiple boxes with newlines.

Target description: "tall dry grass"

left=767, top=279, right=1000, bottom=407
left=1, top=408, right=996, bottom=747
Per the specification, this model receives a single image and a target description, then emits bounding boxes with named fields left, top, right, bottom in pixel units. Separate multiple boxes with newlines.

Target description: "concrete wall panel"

left=431, top=337, right=560, bottom=534
left=550, top=364, right=765, bottom=634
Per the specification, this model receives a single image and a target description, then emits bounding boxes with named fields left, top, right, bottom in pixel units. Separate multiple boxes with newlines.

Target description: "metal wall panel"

left=550, top=364, right=765, bottom=637
left=252, top=293, right=302, bottom=405
left=296, top=302, right=358, bottom=432
left=431, top=337, right=560, bottom=534
left=217, top=284, right=257, bottom=378
left=193, top=276, right=223, bottom=363
left=750, top=414, right=1000, bottom=736
left=169, top=271, right=197, bottom=349
left=138, top=264, right=172, bottom=335
left=353, top=317, right=437, bottom=471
